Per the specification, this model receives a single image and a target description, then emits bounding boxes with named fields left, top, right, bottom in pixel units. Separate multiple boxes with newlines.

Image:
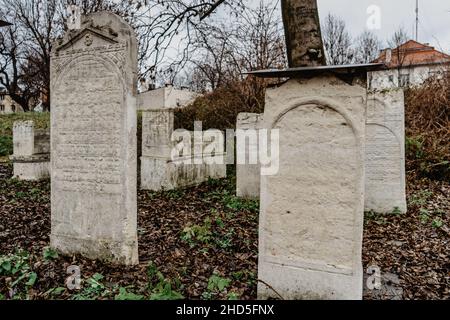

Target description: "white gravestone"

left=140, top=109, right=227, bottom=191
left=258, top=77, right=366, bottom=300
left=50, top=12, right=139, bottom=265
left=365, top=89, right=407, bottom=214
left=10, top=121, right=50, bottom=181
left=236, top=113, right=263, bottom=199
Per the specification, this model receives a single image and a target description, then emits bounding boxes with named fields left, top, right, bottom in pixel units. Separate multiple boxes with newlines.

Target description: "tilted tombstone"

left=258, top=74, right=367, bottom=300
left=365, top=89, right=407, bottom=214
left=50, top=12, right=139, bottom=265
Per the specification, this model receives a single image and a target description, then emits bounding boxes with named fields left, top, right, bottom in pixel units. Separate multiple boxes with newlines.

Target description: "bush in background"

left=0, top=136, right=13, bottom=157
left=174, top=78, right=267, bottom=132
left=405, top=72, right=450, bottom=180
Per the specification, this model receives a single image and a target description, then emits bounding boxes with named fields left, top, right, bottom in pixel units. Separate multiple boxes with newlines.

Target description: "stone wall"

left=141, top=109, right=226, bottom=191
left=10, top=121, right=50, bottom=181
left=368, top=64, right=449, bottom=90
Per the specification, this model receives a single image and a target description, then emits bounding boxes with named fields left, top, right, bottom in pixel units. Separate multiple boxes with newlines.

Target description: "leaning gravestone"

left=50, top=12, right=138, bottom=265
left=258, top=76, right=365, bottom=300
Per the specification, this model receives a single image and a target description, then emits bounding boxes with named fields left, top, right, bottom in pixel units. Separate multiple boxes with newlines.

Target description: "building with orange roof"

left=368, top=40, right=450, bottom=90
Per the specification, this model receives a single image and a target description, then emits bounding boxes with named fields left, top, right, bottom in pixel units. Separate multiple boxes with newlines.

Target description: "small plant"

left=214, top=229, right=235, bottom=250
left=207, top=273, right=231, bottom=293
left=364, top=211, right=387, bottom=225
left=202, top=273, right=232, bottom=300
left=432, top=218, right=444, bottom=229
left=227, top=292, right=240, bottom=300
left=231, top=271, right=244, bottom=281
left=0, top=251, right=38, bottom=299
left=181, top=218, right=213, bottom=247
left=45, top=287, right=66, bottom=298
left=410, top=190, right=433, bottom=207
left=224, top=195, right=259, bottom=212
left=165, top=189, right=185, bottom=200
left=419, top=208, right=430, bottom=224
left=43, top=247, right=59, bottom=261
left=72, top=273, right=109, bottom=300
left=406, top=136, right=424, bottom=159
left=146, top=262, right=184, bottom=301
left=391, top=207, right=402, bottom=216
left=150, top=281, right=185, bottom=301
left=115, top=287, right=145, bottom=301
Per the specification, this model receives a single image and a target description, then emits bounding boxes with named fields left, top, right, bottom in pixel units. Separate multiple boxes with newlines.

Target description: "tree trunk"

left=281, top=0, right=326, bottom=67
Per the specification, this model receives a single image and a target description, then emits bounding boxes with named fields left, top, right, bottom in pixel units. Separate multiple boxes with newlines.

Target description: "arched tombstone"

left=258, top=76, right=366, bottom=300
left=50, top=12, right=138, bottom=265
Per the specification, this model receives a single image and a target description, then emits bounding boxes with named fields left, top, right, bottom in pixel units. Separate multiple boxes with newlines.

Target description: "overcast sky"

left=316, top=0, right=450, bottom=52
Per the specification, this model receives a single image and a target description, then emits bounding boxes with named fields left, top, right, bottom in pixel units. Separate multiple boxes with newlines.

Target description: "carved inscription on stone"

left=365, top=91, right=407, bottom=213
left=50, top=12, right=138, bottom=265
left=53, top=52, right=124, bottom=194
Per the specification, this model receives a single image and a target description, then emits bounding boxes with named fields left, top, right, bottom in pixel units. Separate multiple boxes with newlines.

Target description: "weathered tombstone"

left=50, top=12, right=138, bottom=265
left=140, top=109, right=227, bottom=191
left=10, top=121, right=50, bottom=181
left=365, top=89, right=407, bottom=213
left=257, top=73, right=367, bottom=300
left=236, top=113, right=263, bottom=199
left=141, top=109, right=175, bottom=190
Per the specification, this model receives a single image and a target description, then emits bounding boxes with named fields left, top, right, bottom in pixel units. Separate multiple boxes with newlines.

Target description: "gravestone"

left=140, top=109, right=227, bottom=191
left=50, top=12, right=138, bottom=265
left=236, top=113, right=263, bottom=199
left=10, top=121, right=50, bottom=181
left=258, top=76, right=366, bottom=300
left=141, top=109, right=174, bottom=190
left=365, top=89, right=407, bottom=213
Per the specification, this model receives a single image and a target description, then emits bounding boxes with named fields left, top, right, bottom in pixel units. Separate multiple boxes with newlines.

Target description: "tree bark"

left=281, top=0, right=326, bottom=67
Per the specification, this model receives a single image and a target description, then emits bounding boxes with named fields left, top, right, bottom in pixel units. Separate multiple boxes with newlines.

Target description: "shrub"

left=0, top=135, right=13, bottom=156
left=404, top=72, right=450, bottom=180
left=174, top=78, right=267, bottom=131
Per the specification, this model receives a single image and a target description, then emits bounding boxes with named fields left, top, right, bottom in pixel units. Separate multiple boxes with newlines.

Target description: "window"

left=0, top=95, right=4, bottom=101
left=11, top=105, right=16, bottom=112
left=0, top=105, right=4, bottom=112
left=399, top=74, right=410, bottom=87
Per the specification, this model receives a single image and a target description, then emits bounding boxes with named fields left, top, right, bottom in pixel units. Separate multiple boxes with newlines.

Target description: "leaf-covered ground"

left=363, top=172, right=449, bottom=300
left=0, top=162, right=448, bottom=300
left=0, top=164, right=258, bottom=300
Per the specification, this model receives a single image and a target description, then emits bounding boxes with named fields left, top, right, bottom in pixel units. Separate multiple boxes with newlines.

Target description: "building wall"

left=0, top=93, right=24, bottom=114
left=368, top=64, right=449, bottom=91
left=138, top=85, right=198, bottom=111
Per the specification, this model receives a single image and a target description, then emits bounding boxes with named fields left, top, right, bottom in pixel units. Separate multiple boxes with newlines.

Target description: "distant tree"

left=187, top=0, right=286, bottom=91
left=354, top=30, right=382, bottom=64
left=0, top=0, right=242, bottom=111
left=388, top=26, right=410, bottom=48
left=322, top=13, right=354, bottom=65
left=0, top=0, right=137, bottom=111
